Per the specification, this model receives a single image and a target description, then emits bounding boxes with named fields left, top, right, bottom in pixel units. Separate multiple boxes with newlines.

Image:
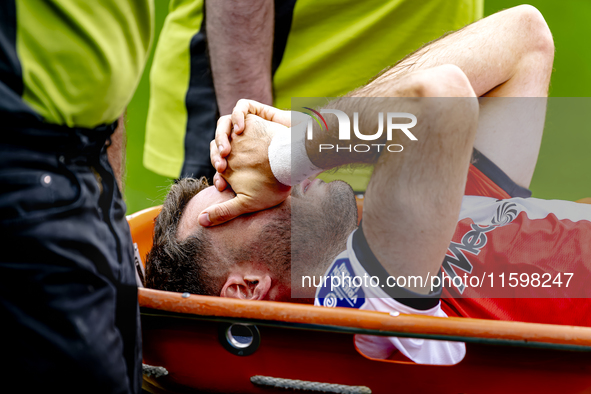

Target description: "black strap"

left=472, top=149, right=532, bottom=198
left=3, top=116, right=117, bottom=156
left=352, top=222, right=442, bottom=310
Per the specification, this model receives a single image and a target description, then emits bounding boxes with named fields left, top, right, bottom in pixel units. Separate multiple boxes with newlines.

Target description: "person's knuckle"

left=217, top=115, right=229, bottom=126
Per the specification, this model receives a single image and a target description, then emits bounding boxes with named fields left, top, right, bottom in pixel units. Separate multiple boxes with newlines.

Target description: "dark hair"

left=145, top=177, right=292, bottom=297
left=145, top=177, right=225, bottom=296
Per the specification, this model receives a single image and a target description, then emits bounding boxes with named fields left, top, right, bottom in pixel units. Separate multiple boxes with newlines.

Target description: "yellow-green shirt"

left=1, top=0, right=154, bottom=128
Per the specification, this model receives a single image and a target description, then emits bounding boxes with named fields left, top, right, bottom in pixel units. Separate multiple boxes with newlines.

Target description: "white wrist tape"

left=268, top=122, right=322, bottom=186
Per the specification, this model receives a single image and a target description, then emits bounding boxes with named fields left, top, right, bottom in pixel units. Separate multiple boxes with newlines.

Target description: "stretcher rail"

left=139, top=288, right=591, bottom=352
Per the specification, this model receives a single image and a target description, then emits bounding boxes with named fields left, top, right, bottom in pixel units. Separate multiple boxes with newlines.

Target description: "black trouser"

left=0, top=120, right=141, bottom=393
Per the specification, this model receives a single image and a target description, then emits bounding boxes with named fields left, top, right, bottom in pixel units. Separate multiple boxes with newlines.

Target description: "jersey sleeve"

left=314, top=228, right=466, bottom=365
left=355, top=298, right=466, bottom=365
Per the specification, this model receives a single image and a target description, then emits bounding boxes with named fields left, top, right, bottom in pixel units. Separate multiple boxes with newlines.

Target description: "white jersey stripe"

left=459, top=196, right=591, bottom=225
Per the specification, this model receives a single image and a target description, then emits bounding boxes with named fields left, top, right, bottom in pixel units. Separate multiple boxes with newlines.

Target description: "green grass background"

left=124, top=0, right=591, bottom=214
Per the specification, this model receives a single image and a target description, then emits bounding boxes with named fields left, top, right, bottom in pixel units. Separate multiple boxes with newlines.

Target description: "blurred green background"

left=124, top=0, right=591, bottom=214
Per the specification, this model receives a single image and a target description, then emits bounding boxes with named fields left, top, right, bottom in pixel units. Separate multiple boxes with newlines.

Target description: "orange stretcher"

left=129, top=204, right=591, bottom=394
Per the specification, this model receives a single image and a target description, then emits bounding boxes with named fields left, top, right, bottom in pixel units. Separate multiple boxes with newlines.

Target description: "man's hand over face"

left=213, top=99, right=291, bottom=178
left=200, top=113, right=291, bottom=226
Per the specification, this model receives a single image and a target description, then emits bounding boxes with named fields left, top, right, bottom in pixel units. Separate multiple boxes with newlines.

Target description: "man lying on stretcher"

left=145, top=5, right=591, bottom=364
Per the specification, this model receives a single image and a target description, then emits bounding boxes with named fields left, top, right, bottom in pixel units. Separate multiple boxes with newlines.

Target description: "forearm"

left=206, top=0, right=274, bottom=115
left=107, top=114, right=126, bottom=192
left=364, top=94, right=478, bottom=293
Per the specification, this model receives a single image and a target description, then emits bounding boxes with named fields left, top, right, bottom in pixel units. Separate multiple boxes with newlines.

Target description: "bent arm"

left=349, top=5, right=553, bottom=188
left=308, top=6, right=552, bottom=170
left=308, top=66, right=479, bottom=293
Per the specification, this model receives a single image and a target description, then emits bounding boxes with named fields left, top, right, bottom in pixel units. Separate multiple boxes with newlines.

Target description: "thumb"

left=199, top=196, right=252, bottom=226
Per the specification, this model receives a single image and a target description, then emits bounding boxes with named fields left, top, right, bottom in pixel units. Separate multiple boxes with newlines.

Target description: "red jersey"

left=441, top=165, right=591, bottom=326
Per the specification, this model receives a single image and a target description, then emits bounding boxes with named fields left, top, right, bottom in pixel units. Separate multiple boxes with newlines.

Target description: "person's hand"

left=199, top=114, right=291, bottom=226
left=212, top=99, right=291, bottom=186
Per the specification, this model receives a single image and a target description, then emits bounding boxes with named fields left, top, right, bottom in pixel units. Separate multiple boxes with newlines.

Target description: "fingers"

left=215, top=115, right=233, bottom=159
left=231, top=99, right=256, bottom=133
left=199, top=195, right=251, bottom=226
left=231, top=99, right=291, bottom=133
left=210, top=139, right=227, bottom=173
left=213, top=172, right=227, bottom=191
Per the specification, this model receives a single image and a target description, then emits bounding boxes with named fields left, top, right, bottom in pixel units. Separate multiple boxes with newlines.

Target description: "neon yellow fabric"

left=145, top=0, right=482, bottom=179
left=274, top=0, right=482, bottom=107
left=16, top=0, right=154, bottom=128
left=143, top=0, right=203, bottom=177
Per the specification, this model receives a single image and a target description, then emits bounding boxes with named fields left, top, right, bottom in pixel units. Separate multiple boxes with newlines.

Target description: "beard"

left=290, top=180, right=358, bottom=298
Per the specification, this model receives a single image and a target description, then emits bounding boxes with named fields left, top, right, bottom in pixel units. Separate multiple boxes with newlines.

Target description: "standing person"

left=144, top=0, right=482, bottom=184
left=0, top=1, right=153, bottom=393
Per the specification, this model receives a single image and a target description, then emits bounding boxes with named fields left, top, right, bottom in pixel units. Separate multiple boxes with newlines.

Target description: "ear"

left=220, top=273, right=272, bottom=300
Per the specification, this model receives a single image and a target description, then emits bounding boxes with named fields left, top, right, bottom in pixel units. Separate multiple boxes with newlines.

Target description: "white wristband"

left=268, top=121, right=322, bottom=186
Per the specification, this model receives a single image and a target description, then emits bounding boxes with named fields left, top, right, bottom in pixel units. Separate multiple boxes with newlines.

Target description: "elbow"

left=511, top=5, right=555, bottom=62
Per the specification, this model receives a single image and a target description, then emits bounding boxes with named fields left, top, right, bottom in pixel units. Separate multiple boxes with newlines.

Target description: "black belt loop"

left=3, top=117, right=118, bottom=158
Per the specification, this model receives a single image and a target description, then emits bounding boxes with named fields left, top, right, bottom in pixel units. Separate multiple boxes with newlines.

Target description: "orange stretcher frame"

left=129, top=204, right=591, bottom=394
